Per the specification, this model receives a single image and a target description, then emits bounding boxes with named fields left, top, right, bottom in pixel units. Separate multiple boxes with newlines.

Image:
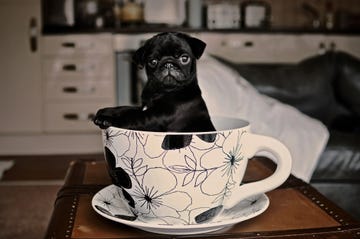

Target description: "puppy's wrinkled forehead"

left=147, top=33, right=192, bottom=57
left=133, top=32, right=206, bottom=67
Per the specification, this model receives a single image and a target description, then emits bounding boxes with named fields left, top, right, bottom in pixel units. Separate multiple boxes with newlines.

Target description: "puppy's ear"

left=185, top=36, right=206, bottom=59
left=132, top=46, right=146, bottom=68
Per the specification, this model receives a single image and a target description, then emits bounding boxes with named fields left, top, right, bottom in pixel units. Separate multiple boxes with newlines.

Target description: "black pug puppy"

left=93, top=32, right=216, bottom=149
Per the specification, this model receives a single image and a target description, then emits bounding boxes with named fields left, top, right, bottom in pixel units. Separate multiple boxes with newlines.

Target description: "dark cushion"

left=213, top=52, right=358, bottom=127
left=311, top=182, right=360, bottom=220
left=335, top=52, right=360, bottom=117
left=312, top=130, right=360, bottom=181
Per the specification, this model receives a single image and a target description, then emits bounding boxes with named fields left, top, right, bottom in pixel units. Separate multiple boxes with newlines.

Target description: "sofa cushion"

left=213, top=53, right=352, bottom=127
left=312, top=130, right=360, bottom=181
left=335, top=52, right=360, bottom=118
left=311, top=182, right=360, bottom=220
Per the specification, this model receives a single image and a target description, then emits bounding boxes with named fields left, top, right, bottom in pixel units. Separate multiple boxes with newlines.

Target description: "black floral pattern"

left=102, top=127, right=247, bottom=224
left=92, top=185, right=269, bottom=228
left=104, top=147, right=134, bottom=208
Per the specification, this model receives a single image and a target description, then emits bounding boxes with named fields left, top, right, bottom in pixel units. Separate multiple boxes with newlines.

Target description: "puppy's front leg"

left=93, top=106, right=143, bottom=129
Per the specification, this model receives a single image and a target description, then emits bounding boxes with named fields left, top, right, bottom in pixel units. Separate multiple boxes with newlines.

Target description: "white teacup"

left=102, top=117, right=292, bottom=225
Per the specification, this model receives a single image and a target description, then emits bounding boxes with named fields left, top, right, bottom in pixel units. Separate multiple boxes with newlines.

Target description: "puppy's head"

left=133, top=32, right=206, bottom=95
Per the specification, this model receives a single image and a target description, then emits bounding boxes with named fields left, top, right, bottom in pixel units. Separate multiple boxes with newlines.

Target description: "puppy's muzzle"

left=160, top=61, right=180, bottom=77
left=161, top=60, right=179, bottom=71
left=164, top=62, right=175, bottom=69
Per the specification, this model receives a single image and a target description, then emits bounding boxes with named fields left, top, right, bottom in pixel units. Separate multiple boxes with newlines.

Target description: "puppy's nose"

left=164, top=62, right=174, bottom=69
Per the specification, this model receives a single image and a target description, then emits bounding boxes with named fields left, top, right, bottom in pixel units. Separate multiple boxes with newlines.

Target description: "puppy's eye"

left=180, top=54, right=190, bottom=65
left=148, top=59, right=158, bottom=67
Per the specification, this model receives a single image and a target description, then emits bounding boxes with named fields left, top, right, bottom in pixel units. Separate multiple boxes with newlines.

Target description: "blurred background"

left=0, top=0, right=359, bottom=238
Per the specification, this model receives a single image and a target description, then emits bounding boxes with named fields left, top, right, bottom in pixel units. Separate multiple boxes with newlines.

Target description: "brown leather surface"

left=45, top=157, right=360, bottom=239
left=83, top=161, right=111, bottom=185
left=71, top=188, right=340, bottom=238
left=73, top=196, right=154, bottom=238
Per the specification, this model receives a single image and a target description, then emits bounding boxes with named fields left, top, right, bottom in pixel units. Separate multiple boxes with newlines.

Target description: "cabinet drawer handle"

left=244, top=41, right=254, bottom=47
left=63, top=87, right=78, bottom=93
left=63, top=113, right=78, bottom=120
left=88, top=113, right=95, bottom=120
left=29, top=17, right=38, bottom=53
left=63, top=64, right=77, bottom=71
left=62, top=42, right=76, bottom=48
left=63, top=113, right=95, bottom=121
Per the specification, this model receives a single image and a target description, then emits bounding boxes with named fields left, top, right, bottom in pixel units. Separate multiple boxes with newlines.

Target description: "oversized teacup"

left=101, top=117, right=292, bottom=225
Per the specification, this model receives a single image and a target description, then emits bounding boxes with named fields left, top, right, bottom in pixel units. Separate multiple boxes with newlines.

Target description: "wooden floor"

left=0, top=154, right=104, bottom=239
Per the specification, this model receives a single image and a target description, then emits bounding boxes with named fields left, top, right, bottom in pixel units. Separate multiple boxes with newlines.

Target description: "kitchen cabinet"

left=42, top=34, right=115, bottom=132
left=0, top=0, right=42, bottom=133
left=328, top=35, right=360, bottom=58
left=198, top=33, right=360, bottom=63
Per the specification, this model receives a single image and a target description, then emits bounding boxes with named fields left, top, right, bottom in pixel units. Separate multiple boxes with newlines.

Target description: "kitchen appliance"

left=206, top=3, right=241, bottom=29
left=114, top=34, right=151, bottom=106
left=75, top=0, right=115, bottom=28
left=43, top=0, right=74, bottom=28
left=75, top=0, right=99, bottom=27
left=116, top=51, right=146, bottom=106
left=118, top=0, right=144, bottom=26
left=241, top=1, right=271, bottom=28
left=143, top=0, right=185, bottom=26
left=43, top=0, right=115, bottom=31
left=188, top=0, right=203, bottom=28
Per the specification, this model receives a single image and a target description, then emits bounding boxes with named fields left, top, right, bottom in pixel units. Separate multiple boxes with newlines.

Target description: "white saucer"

left=92, top=184, right=269, bottom=235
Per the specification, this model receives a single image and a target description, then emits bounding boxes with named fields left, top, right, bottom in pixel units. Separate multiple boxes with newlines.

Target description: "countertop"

left=42, top=25, right=360, bottom=35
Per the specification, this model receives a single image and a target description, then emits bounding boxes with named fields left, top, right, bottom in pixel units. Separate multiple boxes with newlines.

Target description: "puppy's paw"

left=93, top=108, right=114, bottom=129
left=93, top=117, right=112, bottom=129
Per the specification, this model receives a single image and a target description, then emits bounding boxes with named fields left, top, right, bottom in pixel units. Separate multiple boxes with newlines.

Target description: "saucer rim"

left=91, top=184, right=269, bottom=231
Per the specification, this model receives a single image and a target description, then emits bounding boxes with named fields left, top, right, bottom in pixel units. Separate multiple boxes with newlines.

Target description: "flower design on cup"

left=100, top=118, right=292, bottom=227
left=200, top=130, right=245, bottom=203
left=104, top=128, right=245, bottom=215
left=160, top=136, right=220, bottom=188
left=104, top=147, right=135, bottom=208
left=93, top=185, right=137, bottom=221
left=131, top=168, right=192, bottom=224
left=103, top=129, right=130, bottom=158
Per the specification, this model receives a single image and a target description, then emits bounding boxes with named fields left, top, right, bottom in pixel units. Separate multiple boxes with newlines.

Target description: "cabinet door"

left=328, top=36, right=360, bottom=59
left=200, top=33, right=327, bottom=63
left=0, top=0, right=42, bottom=133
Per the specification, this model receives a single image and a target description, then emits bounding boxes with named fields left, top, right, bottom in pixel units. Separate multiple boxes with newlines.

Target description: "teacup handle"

left=225, top=133, right=292, bottom=209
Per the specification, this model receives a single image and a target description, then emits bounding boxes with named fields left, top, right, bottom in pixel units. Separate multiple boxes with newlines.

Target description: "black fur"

left=93, top=32, right=216, bottom=149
